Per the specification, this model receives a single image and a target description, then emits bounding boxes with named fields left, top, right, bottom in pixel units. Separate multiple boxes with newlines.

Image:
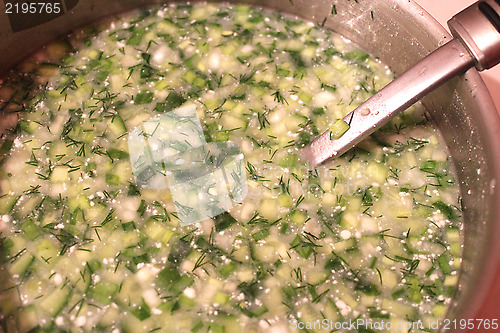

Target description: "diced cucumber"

left=36, top=239, right=58, bottom=260
left=98, top=305, right=121, bottom=327
left=213, top=291, right=230, bottom=305
left=290, top=210, right=307, bottom=225
left=213, top=212, right=237, bottom=231
left=340, top=211, right=359, bottom=229
left=0, top=194, right=19, bottom=214
left=330, top=119, right=350, bottom=139
left=19, top=120, right=40, bottom=134
left=158, top=19, right=178, bottom=34
left=106, top=173, right=120, bottom=186
left=259, top=198, right=278, bottom=220
left=290, top=235, right=313, bottom=259
left=68, top=194, right=91, bottom=210
left=39, top=287, right=70, bottom=316
left=37, top=63, right=60, bottom=76
left=278, top=154, right=298, bottom=168
left=322, top=298, right=340, bottom=321
left=381, top=298, right=416, bottom=320
left=134, top=91, right=154, bottom=105
left=8, top=252, right=34, bottom=276
left=298, top=91, right=313, bottom=104
left=444, top=275, right=458, bottom=287
left=301, top=45, right=317, bottom=59
left=278, top=193, right=293, bottom=208
left=433, top=201, right=457, bottom=220
left=18, top=305, right=39, bottom=332
left=252, top=243, right=277, bottom=263
left=182, top=71, right=197, bottom=84
left=437, top=253, right=452, bottom=275
left=367, top=161, right=388, bottom=184
left=431, top=303, right=447, bottom=318
left=131, top=298, right=151, bottom=321
left=50, top=166, right=68, bottom=183
left=307, top=271, right=328, bottom=285
left=108, top=115, right=127, bottom=136
left=90, top=281, right=119, bottom=305
left=107, top=148, right=129, bottom=160
left=218, top=316, right=242, bottom=333
left=219, top=262, right=237, bottom=278
left=208, top=323, right=225, bottom=333
left=193, top=77, right=207, bottom=89
left=21, top=219, right=40, bottom=241
left=127, top=27, right=146, bottom=46
left=143, top=220, right=173, bottom=243
left=158, top=265, right=194, bottom=294
left=252, top=229, right=270, bottom=242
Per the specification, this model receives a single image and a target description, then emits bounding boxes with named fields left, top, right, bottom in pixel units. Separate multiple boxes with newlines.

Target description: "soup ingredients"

left=0, top=4, right=462, bottom=332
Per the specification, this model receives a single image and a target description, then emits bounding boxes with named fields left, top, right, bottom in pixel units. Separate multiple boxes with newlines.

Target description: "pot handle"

left=448, top=0, right=500, bottom=71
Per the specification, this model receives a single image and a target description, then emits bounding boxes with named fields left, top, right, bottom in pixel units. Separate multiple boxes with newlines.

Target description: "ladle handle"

left=302, top=0, right=500, bottom=168
left=449, top=0, right=500, bottom=71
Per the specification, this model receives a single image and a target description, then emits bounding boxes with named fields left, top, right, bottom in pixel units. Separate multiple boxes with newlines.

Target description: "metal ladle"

left=302, top=0, right=500, bottom=167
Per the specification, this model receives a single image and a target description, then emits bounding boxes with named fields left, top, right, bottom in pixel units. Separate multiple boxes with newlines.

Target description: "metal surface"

left=449, top=0, right=500, bottom=70
left=1, top=1, right=500, bottom=332
left=303, top=0, right=500, bottom=167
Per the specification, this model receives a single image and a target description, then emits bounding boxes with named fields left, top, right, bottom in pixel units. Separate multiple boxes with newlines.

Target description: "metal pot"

left=1, top=1, right=500, bottom=332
